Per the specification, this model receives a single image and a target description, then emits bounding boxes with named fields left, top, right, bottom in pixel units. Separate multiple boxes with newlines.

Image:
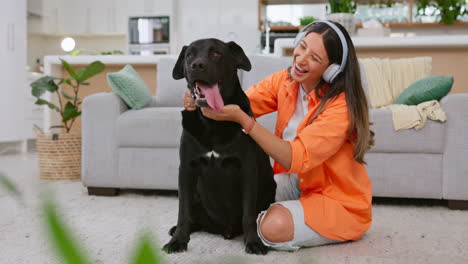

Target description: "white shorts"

left=256, top=173, right=344, bottom=251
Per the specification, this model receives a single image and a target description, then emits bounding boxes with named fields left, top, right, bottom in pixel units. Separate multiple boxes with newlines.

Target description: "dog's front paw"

left=162, top=240, right=188, bottom=254
left=245, top=241, right=269, bottom=255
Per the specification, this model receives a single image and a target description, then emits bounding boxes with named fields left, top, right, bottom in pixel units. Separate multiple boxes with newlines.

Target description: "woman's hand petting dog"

left=200, top=104, right=242, bottom=123
left=183, top=89, right=197, bottom=111
left=183, top=89, right=252, bottom=131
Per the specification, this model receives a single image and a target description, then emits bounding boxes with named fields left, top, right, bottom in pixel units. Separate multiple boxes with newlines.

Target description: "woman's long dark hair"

left=291, top=21, right=374, bottom=164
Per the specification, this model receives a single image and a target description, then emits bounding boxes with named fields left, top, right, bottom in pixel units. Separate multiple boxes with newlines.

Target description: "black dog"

left=162, top=39, right=276, bottom=255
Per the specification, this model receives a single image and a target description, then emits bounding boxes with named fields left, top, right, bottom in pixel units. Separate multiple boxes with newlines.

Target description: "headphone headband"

left=293, top=20, right=349, bottom=80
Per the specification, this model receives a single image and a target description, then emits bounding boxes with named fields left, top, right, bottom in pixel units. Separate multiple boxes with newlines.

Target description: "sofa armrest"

left=82, top=92, right=129, bottom=188
left=441, top=93, right=468, bottom=200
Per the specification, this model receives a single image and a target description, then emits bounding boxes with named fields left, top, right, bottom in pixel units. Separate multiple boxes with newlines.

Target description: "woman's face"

left=291, top=32, right=330, bottom=87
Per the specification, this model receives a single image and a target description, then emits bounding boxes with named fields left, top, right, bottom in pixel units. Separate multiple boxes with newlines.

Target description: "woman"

left=183, top=20, right=374, bottom=251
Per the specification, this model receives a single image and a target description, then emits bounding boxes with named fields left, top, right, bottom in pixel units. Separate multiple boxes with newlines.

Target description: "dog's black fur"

left=162, top=39, right=276, bottom=255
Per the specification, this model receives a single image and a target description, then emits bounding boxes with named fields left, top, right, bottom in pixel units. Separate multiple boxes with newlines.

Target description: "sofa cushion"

left=369, top=108, right=445, bottom=154
left=394, top=75, right=454, bottom=105
left=155, top=56, right=187, bottom=107
left=242, top=55, right=292, bottom=90
left=117, top=107, right=183, bottom=147
left=107, top=64, right=152, bottom=109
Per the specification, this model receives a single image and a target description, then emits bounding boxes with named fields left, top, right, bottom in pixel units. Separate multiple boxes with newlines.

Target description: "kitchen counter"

left=274, top=34, right=468, bottom=56
left=44, top=55, right=177, bottom=68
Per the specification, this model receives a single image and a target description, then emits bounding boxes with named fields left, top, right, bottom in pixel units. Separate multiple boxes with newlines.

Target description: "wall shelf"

left=259, top=0, right=468, bottom=32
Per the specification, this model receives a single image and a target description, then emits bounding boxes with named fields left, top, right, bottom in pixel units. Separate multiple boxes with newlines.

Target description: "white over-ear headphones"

left=293, top=20, right=348, bottom=83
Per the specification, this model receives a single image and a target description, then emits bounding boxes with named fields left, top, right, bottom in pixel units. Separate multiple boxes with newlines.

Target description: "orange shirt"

left=246, top=69, right=372, bottom=241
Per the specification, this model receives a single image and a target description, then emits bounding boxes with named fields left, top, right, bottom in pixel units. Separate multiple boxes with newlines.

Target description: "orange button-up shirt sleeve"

left=288, top=94, right=350, bottom=174
left=245, top=72, right=281, bottom=118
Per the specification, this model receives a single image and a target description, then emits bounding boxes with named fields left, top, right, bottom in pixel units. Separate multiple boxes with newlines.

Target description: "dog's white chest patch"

left=205, top=150, right=221, bottom=159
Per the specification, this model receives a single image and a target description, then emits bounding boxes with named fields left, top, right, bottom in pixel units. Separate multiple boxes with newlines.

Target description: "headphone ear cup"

left=323, top=64, right=341, bottom=83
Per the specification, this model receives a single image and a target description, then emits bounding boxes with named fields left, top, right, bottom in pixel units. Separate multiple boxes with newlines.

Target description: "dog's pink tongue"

left=199, top=83, right=224, bottom=112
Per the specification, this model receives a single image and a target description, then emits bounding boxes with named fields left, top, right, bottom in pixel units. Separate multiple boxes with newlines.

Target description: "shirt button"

left=300, top=178, right=304, bottom=183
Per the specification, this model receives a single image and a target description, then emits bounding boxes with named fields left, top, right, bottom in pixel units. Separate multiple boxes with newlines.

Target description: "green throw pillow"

left=394, top=75, right=454, bottom=105
left=106, top=64, right=152, bottom=109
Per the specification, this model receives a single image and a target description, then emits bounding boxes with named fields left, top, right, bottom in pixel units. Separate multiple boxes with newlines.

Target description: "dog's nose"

left=191, top=62, right=205, bottom=71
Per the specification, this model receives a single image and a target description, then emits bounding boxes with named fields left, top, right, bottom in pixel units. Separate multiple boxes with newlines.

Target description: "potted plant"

left=299, top=16, right=317, bottom=31
left=417, top=0, right=468, bottom=25
left=30, top=59, right=105, bottom=180
left=327, top=0, right=358, bottom=35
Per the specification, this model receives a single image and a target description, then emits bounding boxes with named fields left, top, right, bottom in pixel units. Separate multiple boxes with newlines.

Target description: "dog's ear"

left=172, top=46, right=188, bottom=80
left=227, top=41, right=251, bottom=72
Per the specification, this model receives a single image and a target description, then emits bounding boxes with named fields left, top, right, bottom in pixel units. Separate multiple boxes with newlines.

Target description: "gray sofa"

left=82, top=54, right=468, bottom=209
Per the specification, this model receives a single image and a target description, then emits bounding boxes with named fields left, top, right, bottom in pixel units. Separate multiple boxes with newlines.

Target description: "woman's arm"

left=200, top=105, right=292, bottom=171
left=201, top=94, right=350, bottom=174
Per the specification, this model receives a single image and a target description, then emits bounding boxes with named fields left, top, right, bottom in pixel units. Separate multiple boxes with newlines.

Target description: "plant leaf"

left=76, top=68, right=86, bottom=80
left=62, top=91, right=79, bottom=101
left=43, top=199, right=93, bottom=264
left=130, top=232, right=163, bottom=264
left=0, top=172, right=22, bottom=202
left=76, top=61, right=105, bottom=82
left=31, top=76, right=60, bottom=97
left=63, top=78, right=74, bottom=86
left=35, top=98, right=60, bottom=112
left=61, top=59, right=79, bottom=80
left=63, top=102, right=81, bottom=122
left=71, top=49, right=82, bottom=56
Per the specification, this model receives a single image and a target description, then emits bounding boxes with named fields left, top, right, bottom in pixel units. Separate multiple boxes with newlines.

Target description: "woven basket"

left=36, top=133, right=82, bottom=181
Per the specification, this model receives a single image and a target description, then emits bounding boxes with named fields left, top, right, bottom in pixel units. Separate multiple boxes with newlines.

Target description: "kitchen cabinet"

left=127, top=0, right=173, bottom=16
left=58, top=0, right=88, bottom=35
left=29, top=0, right=176, bottom=36
left=88, top=0, right=127, bottom=35
left=0, top=0, right=28, bottom=143
left=176, top=0, right=260, bottom=53
left=31, top=0, right=127, bottom=35
left=39, top=0, right=59, bottom=34
left=27, top=0, right=43, bottom=17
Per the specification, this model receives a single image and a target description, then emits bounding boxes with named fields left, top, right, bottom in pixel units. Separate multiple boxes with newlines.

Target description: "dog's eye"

left=187, top=54, right=193, bottom=59
left=212, top=52, right=221, bottom=57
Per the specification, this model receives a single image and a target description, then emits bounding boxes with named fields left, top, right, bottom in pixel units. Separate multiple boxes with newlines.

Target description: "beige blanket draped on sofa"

left=360, top=57, right=447, bottom=131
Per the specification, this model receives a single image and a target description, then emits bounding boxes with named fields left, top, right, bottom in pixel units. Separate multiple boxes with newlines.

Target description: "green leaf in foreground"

left=0, top=172, right=22, bottom=202
left=43, top=199, right=93, bottom=264
left=130, top=232, right=164, bottom=264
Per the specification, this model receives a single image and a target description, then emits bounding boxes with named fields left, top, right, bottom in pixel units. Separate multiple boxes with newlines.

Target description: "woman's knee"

left=259, top=204, right=294, bottom=243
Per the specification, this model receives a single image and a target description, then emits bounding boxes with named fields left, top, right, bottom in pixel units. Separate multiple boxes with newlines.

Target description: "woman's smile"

left=294, top=63, right=308, bottom=75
